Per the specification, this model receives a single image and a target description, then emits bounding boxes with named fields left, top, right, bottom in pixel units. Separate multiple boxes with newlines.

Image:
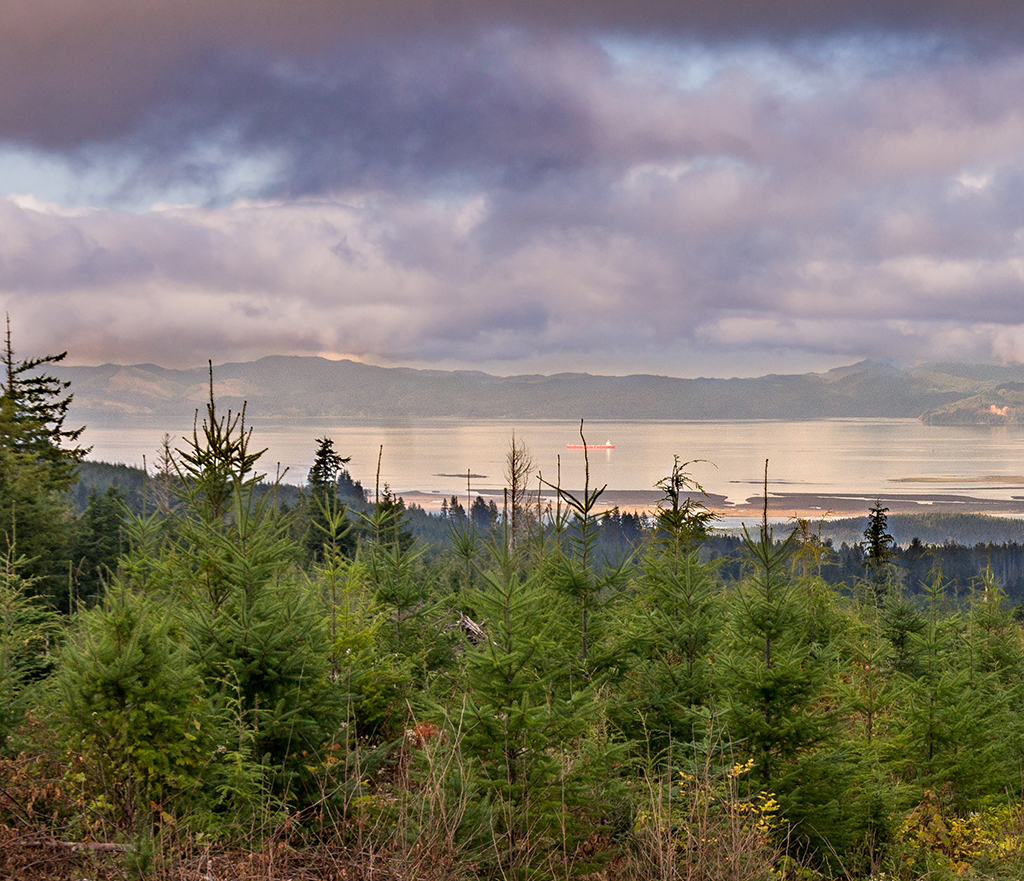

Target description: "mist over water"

left=80, top=417, right=1024, bottom=509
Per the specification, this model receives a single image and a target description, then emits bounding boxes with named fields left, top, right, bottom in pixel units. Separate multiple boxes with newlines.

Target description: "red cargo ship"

left=566, top=440, right=614, bottom=450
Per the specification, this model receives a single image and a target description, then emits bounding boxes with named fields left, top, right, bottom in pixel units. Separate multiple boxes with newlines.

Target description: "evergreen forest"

left=9, top=341, right=1024, bottom=880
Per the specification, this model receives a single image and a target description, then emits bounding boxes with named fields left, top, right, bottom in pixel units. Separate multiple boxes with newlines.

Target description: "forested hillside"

left=54, top=355, right=1024, bottom=422
left=9, top=352, right=1024, bottom=880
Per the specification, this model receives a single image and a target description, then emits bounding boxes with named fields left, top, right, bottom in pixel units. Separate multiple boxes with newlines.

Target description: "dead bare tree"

left=504, top=432, right=534, bottom=549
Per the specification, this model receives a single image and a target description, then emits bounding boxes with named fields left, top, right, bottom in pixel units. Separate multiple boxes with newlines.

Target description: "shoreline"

left=399, top=488, right=1024, bottom=520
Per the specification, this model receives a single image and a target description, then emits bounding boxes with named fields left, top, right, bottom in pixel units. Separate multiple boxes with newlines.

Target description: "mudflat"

left=401, top=488, right=1024, bottom=519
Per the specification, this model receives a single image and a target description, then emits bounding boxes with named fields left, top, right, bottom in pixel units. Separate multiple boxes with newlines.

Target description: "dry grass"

left=0, top=827, right=413, bottom=881
left=621, top=744, right=781, bottom=881
left=0, top=744, right=430, bottom=881
left=1, top=715, right=784, bottom=881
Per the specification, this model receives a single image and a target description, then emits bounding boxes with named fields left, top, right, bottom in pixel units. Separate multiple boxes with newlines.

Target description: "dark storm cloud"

left=109, top=36, right=600, bottom=199
left=3, top=0, right=1024, bottom=152
left=0, top=3, right=1015, bottom=211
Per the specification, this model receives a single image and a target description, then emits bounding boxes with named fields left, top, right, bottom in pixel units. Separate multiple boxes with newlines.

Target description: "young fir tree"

left=837, top=616, right=900, bottom=876
left=964, top=565, right=1024, bottom=799
left=618, top=457, right=720, bottom=751
left=895, top=565, right=1002, bottom=810
left=313, top=499, right=406, bottom=737
left=55, top=585, right=206, bottom=830
left=362, top=454, right=428, bottom=666
left=880, top=590, right=926, bottom=677
left=720, top=464, right=839, bottom=861
left=153, top=369, right=342, bottom=804
left=0, top=545, right=58, bottom=753
left=300, top=500, right=406, bottom=825
left=723, top=507, right=822, bottom=780
left=541, top=421, right=626, bottom=679
left=826, top=564, right=909, bottom=876
left=458, top=537, right=610, bottom=878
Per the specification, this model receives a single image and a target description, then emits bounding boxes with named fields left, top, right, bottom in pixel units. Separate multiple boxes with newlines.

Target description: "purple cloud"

left=3, top=3, right=1024, bottom=374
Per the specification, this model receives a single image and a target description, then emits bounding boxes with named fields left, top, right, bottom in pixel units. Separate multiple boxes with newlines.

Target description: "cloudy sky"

left=5, top=1, right=1024, bottom=377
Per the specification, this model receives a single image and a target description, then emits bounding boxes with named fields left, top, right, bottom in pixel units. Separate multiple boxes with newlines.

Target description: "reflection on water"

left=79, top=417, right=1024, bottom=506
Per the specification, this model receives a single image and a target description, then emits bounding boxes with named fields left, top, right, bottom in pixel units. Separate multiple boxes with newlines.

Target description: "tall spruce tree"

left=0, top=316, right=89, bottom=604
left=304, top=437, right=356, bottom=562
left=863, top=500, right=898, bottom=599
left=0, top=315, right=88, bottom=484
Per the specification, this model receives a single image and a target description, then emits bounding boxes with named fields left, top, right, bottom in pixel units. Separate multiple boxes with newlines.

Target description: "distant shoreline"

left=400, top=488, right=1024, bottom=520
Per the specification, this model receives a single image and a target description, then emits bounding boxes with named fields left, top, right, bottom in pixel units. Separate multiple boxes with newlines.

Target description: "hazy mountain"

left=52, top=356, right=1024, bottom=425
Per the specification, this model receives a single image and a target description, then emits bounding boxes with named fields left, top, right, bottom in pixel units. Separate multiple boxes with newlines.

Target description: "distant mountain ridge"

left=52, top=356, right=1024, bottom=425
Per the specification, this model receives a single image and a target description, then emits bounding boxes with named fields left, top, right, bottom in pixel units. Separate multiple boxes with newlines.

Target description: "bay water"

left=79, top=417, right=1024, bottom=510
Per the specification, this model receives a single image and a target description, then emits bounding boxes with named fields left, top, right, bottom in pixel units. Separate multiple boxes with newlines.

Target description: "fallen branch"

left=66, top=842, right=130, bottom=853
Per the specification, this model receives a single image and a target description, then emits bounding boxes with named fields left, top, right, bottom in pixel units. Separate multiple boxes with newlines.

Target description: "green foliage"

left=308, top=436, right=350, bottom=495
left=0, top=545, right=58, bottom=752
left=174, top=381, right=337, bottom=803
left=0, top=319, right=88, bottom=605
left=0, top=443, right=73, bottom=604
left=723, top=519, right=824, bottom=783
left=0, top=316, right=88, bottom=489
left=458, top=539, right=610, bottom=878
left=318, top=547, right=407, bottom=738
left=54, top=585, right=206, bottom=828
left=304, top=437, right=357, bottom=563
left=189, top=573, right=339, bottom=799
left=69, top=485, right=127, bottom=605
left=371, top=482, right=416, bottom=551
left=718, top=478, right=845, bottom=864
left=141, top=371, right=343, bottom=807
left=161, top=373, right=292, bottom=607
left=888, top=568, right=1005, bottom=809
left=617, top=457, right=722, bottom=751
left=541, top=420, right=627, bottom=676
left=651, top=456, right=717, bottom=549
left=863, top=500, right=898, bottom=599
left=71, top=460, right=149, bottom=514
left=881, top=590, right=926, bottom=676
left=620, top=548, right=719, bottom=751
left=363, top=484, right=430, bottom=666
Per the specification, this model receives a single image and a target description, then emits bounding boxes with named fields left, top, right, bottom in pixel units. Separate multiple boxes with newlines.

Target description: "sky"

left=5, top=1, right=1024, bottom=377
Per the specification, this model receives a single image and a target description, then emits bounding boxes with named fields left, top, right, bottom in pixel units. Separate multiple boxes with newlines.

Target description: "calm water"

left=80, top=418, right=1024, bottom=508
